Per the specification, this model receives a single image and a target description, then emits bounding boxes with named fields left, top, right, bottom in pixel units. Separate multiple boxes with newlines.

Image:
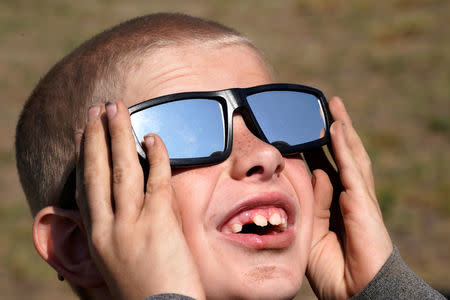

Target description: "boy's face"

left=122, top=44, right=314, bottom=299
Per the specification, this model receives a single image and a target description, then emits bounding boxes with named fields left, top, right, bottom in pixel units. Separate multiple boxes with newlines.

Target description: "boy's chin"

left=204, top=269, right=303, bottom=300
left=240, top=279, right=301, bottom=300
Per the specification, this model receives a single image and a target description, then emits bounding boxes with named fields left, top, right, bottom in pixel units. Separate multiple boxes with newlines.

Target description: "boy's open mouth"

left=217, top=192, right=296, bottom=249
left=221, top=206, right=288, bottom=235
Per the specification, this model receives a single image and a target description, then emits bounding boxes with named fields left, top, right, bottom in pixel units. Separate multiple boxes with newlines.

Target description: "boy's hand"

left=306, top=97, right=393, bottom=299
left=75, top=101, right=205, bottom=300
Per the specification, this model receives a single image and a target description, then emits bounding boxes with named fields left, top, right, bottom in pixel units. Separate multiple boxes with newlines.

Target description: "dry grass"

left=1, top=0, right=448, bottom=298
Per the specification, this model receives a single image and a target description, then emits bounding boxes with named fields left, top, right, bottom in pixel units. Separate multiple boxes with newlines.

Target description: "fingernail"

left=105, top=101, right=117, bottom=120
left=330, top=123, right=336, bottom=135
left=88, top=105, right=100, bottom=121
left=144, top=134, right=155, bottom=147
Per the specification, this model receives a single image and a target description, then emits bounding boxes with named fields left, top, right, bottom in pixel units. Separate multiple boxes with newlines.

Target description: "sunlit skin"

left=122, top=44, right=314, bottom=300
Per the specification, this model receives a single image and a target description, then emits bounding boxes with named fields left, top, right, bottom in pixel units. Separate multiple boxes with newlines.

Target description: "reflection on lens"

left=131, top=99, right=225, bottom=159
left=247, top=91, right=325, bottom=146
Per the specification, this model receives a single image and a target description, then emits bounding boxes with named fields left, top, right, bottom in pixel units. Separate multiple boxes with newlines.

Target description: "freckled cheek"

left=170, top=166, right=222, bottom=228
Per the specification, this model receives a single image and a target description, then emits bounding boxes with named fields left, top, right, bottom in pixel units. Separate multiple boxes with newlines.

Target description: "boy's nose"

left=227, top=114, right=285, bottom=181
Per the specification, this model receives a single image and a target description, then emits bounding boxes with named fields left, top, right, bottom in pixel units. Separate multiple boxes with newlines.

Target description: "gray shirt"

left=350, top=247, right=445, bottom=299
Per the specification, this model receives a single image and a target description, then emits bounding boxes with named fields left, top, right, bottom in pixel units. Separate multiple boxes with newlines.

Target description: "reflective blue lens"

left=247, top=91, right=325, bottom=146
left=131, top=99, right=225, bottom=159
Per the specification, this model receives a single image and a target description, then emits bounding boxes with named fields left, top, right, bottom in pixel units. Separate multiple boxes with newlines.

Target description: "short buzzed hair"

left=15, top=13, right=261, bottom=216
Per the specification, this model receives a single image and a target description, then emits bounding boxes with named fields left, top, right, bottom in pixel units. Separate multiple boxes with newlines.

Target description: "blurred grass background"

left=0, top=0, right=448, bottom=299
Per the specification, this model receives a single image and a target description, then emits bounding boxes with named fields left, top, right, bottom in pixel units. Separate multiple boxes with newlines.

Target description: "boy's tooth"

left=253, top=214, right=268, bottom=227
left=280, top=217, right=287, bottom=230
left=223, top=228, right=232, bottom=234
left=231, top=223, right=242, bottom=233
left=269, top=213, right=281, bottom=225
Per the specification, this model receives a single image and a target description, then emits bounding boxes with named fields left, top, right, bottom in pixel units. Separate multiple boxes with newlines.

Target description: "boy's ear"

left=33, top=206, right=104, bottom=288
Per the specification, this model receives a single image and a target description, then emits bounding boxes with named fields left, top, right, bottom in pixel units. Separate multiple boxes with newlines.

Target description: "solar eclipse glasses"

left=129, top=83, right=331, bottom=167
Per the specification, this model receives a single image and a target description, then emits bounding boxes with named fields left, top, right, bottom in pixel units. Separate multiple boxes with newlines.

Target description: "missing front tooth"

left=241, top=223, right=281, bottom=235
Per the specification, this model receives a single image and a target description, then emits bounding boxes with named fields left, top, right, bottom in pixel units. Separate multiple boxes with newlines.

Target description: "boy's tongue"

left=221, top=206, right=287, bottom=234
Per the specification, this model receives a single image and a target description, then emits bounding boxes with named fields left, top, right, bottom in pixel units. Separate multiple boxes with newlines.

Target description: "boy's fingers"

left=312, top=169, right=333, bottom=212
left=106, top=100, right=144, bottom=221
left=142, top=134, right=172, bottom=215
left=329, top=97, right=352, bottom=126
left=331, top=121, right=383, bottom=219
left=330, top=121, right=367, bottom=196
left=82, top=104, right=113, bottom=228
left=329, top=97, right=376, bottom=197
left=311, top=169, right=333, bottom=241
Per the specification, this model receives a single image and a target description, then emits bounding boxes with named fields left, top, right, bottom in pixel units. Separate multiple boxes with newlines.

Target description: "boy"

left=15, top=13, right=444, bottom=300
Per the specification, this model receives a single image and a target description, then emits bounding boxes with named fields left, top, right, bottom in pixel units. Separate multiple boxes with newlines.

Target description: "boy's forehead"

left=122, top=43, right=273, bottom=108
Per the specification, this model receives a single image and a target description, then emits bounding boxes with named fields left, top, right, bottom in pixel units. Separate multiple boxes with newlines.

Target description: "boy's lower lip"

left=218, top=227, right=295, bottom=249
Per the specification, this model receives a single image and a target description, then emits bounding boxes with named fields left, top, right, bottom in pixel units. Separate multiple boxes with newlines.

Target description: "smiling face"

left=122, top=43, right=315, bottom=300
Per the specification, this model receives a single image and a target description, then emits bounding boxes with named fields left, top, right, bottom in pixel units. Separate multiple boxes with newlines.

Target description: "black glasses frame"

left=128, top=83, right=332, bottom=167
